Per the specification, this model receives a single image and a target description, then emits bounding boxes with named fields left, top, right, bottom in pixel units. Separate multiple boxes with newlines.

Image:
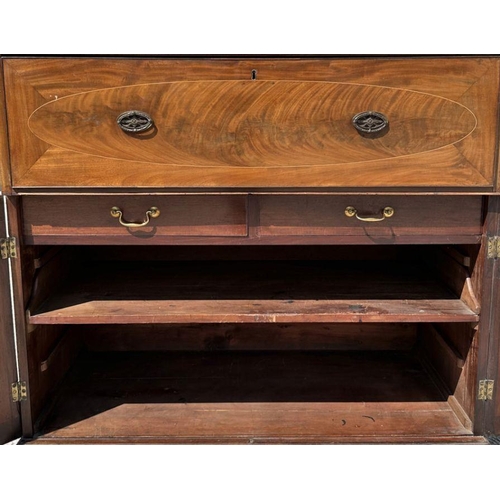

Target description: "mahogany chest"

left=1, top=56, right=499, bottom=443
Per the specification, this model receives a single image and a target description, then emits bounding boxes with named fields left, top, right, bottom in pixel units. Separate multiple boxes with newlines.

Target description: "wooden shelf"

left=33, top=351, right=475, bottom=443
left=29, top=261, right=479, bottom=325
left=34, top=402, right=477, bottom=444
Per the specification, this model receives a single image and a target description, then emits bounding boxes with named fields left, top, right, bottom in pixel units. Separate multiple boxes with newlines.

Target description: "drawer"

left=257, top=195, right=484, bottom=243
left=22, top=195, right=248, bottom=244
left=4, top=58, right=499, bottom=190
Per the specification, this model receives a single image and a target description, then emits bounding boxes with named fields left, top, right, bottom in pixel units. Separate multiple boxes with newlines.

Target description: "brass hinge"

left=0, top=236, right=17, bottom=259
left=11, top=381, right=27, bottom=403
left=478, top=379, right=494, bottom=401
left=487, top=236, right=500, bottom=259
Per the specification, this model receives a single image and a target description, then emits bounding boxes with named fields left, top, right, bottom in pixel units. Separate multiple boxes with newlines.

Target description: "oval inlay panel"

left=28, top=81, right=477, bottom=167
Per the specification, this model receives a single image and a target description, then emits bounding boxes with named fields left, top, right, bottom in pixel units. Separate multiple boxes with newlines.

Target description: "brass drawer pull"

left=110, top=206, right=160, bottom=227
left=345, top=206, right=394, bottom=222
left=116, top=110, right=153, bottom=133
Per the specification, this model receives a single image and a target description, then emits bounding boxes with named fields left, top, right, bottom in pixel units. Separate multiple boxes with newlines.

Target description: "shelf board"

left=34, top=351, right=474, bottom=443
left=30, top=298, right=477, bottom=324
left=29, top=261, right=479, bottom=324
left=35, top=401, right=474, bottom=443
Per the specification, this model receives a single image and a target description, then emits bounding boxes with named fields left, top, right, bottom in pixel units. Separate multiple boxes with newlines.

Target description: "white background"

left=0, top=2, right=497, bottom=498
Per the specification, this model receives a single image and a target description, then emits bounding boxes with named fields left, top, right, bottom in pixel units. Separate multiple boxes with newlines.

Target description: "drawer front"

left=23, top=195, right=248, bottom=244
left=4, top=58, right=499, bottom=190
left=257, top=195, right=483, bottom=243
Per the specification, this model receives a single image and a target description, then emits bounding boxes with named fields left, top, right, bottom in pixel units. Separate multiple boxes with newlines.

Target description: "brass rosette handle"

left=116, top=110, right=154, bottom=133
left=345, top=206, right=394, bottom=222
left=110, top=206, right=161, bottom=227
left=352, top=111, right=389, bottom=137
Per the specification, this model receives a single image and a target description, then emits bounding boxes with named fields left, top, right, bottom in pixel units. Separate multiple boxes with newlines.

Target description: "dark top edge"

left=1, top=54, right=500, bottom=59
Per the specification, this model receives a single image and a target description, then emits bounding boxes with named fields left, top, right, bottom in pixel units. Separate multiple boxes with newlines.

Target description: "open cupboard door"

left=0, top=197, right=22, bottom=444
left=492, top=351, right=500, bottom=436
left=488, top=258, right=500, bottom=438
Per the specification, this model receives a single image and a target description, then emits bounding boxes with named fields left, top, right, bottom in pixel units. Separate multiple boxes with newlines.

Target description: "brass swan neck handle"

left=110, top=206, right=160, bottom=227
left=345, top=206, right=394, bottom=222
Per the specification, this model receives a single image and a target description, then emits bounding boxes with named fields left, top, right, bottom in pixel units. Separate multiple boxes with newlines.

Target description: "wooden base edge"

left=26, top=435, right=488, bottom=445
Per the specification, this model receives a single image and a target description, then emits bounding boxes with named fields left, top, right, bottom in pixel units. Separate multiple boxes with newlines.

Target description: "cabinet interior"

left=23, top=244, right=482, bottom=443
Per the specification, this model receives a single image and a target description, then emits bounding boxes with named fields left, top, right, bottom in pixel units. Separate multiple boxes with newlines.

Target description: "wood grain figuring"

left=34, top=351, right=472, bottom=441
left=3, top=60, right=50, bottom=188
left=28, top=81, right=476, bottom=167
left=0, top=61, right=12, bottom=194
left=28, top=260, right=479, bottom=324
left=21, top=146, right=491, bottom=189
left=3, top=57, right=498, bottom=189
left=22, top=195, right=248, bottom=244
left=0, top=200, right=21, bottom=443
left=455, top=64, right=500, bottom=189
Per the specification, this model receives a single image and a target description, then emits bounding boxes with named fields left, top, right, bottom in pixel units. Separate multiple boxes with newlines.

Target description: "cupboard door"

left=491, top=267, right=500, bottom=436
left=0, top=198, right=21, bottom=443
